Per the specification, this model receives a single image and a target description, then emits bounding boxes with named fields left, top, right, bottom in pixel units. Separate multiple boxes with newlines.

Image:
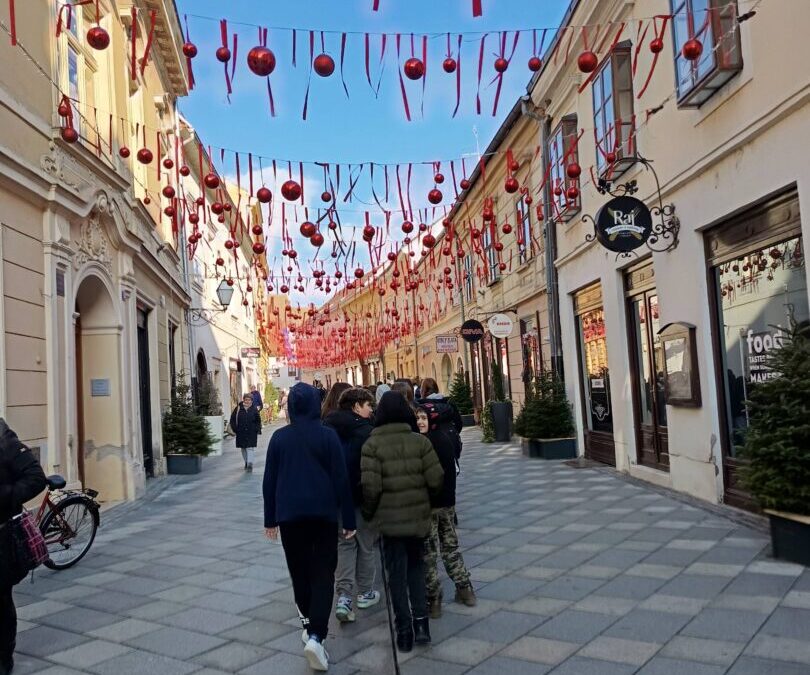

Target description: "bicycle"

left=34, top=474, right=101, bottom=570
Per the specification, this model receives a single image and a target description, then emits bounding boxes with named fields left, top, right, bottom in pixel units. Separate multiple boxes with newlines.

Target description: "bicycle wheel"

left=40, top=495, right=99, bottom=570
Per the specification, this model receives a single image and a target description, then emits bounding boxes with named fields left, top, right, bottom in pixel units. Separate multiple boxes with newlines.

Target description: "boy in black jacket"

left=415, top=406, right=476, bottom=619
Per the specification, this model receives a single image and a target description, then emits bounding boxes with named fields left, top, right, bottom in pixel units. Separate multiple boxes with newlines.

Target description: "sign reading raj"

left=595, top=196, right=653, bottom=253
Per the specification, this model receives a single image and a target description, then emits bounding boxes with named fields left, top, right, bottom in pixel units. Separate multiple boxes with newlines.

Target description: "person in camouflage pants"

left=416, top=406, right=476, bottom=617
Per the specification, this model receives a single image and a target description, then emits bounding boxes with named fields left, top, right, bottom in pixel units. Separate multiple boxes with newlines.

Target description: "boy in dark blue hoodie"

left=263, top=383, right=356, bottom=671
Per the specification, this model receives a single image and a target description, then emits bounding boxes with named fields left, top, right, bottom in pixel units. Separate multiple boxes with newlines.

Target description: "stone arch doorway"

left=441, top=354, right=453, bottom=392
left=74, top=272, right=124, bottom=499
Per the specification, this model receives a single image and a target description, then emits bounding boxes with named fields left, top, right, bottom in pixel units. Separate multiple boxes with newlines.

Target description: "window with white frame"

left=482, top=225, right=499, bottom=282
left=463, top=254, right=474, bottom=302
left=592, top=43, right=635, bottom=176
left=516, top=197, right=532, bottom=262
left=547, top=115, right=580, bottom=222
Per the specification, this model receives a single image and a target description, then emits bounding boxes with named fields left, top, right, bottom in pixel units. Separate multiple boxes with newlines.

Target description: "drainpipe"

left=521, top=96, right=564, bottom=378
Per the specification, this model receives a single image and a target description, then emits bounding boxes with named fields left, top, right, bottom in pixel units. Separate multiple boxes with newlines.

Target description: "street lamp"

left=188, top=279, right=237, bottom=325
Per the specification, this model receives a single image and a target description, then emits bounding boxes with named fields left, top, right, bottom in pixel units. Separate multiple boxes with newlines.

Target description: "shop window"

left=713, top=235, right=806, bottom=457
left=547, top=115, right=580, bottom=222
left=516, top=197, right=532, bottom=262
left=592, top=43, right=636, bottom=176
left=671, top=0, right=743, bottom=108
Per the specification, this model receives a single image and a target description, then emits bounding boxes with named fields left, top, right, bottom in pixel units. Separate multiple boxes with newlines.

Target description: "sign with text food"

left=436, top=336, right=459, bottom=353
left=487, top=313, right=514, bottom=339
left=460, top=319, right=485, bottom=343
left=241, top=347, right=261, bottom=359
left=595, top=196, right=653, bottom=253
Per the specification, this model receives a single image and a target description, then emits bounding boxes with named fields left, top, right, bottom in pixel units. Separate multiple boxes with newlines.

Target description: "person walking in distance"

left=415, top=406, right=476, bottom=618
left=323, top=388, right=380, bottom=623
left=320, top=382, right=351, bottom=419
left=250, top=384, right=264, bottom=412
left=264, top=383, right=356, bottom=672
left=230, top=393, right=262, bottom=473
left=361, top=392, right=444, bottom=653
left=0, top=418, right=47, bottom=675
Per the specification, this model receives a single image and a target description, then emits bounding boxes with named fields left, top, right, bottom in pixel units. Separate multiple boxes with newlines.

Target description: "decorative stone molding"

left=73, top=216, right=112, bottom=272
left=40, top=143, right=82, bottom=193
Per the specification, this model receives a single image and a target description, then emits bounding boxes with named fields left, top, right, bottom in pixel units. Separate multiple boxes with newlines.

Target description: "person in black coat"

left=0, top=418, right=47, bottom=675
left=323, top=387, right=380, bottom=623
left=230, top=393, right=262, bottom=473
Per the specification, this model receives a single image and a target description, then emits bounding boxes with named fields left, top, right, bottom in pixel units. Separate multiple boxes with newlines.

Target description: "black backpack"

left=420, top=400, right=463, bottom=460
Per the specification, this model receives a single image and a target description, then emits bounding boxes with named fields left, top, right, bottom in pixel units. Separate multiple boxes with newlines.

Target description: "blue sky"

left=176, top=0, right=569, bottom=305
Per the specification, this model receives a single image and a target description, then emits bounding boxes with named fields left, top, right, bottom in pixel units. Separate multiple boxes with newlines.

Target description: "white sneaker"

left=335, top=595, right=355, bottom=623
left=304, top=637, right=329, bottom=671
left=357, top=590, right=381, bottom=609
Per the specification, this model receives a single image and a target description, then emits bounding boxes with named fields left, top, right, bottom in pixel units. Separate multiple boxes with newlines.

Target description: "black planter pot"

left=766, top=510, right=810, bottom=567
left=489, top=401, right=513, bottom=442
left=166, top=454, right=203, bottom=475
left=521, top=437, right=577, bottom=460
left=461, top=414, right=476, bottom=428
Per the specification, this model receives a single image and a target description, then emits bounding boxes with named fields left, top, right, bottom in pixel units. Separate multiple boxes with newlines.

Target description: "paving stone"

left=578, top=636, right=661, bottom=666
left=636, top=656, right=727, bottom=674
left=219, top=618, right=296, bottom=645
left=535, top=575, right=605, bottom=601
left=126, top=626, right=226, bottom=659
left=4, top=654, right=53, bottom=674
left=545, top=656, right=637, bottom=675
left=572, top=595, right=637, bottom=616
left=458, top=610, right=545, bottom=643
left=86, top=649, right=200, bottom=675
left=160, top=607, right=250, bottom=634
left=465, top=655, right=551, bottom=675
left=638, top=594, right=709, bottom=615
left=38, top=607, right=123, bottom=633
left=724, top=573, right=796, bottom=597
left=626, top=564, right=683, bottom=580
left=87, top=618, right=164, bottom=642
left=744, top=635, right=810, bottom=665
left=15, top=625, right=89, bottom=658
left=603, top=609, right=691, bottom=643
left=474, top=575, right=544, bottom=601
left=782, top=590, right=810, bottom=609
left=759, top=607, right=810, bottom=640
left=15, top=600, right=73, bottom=621
left=531, top=609, right=616, bottom=643
left=596, top=575, right=666, bottom=600
left=427, top=636, right=501, bottom=666
left=746, top=561, right=805, bottom=577
left=727, top=656, right=810, bottom=674
left=47, top=639, right=132, bottom=668
left=502, top=636, right=579, bottom=664
left=657, top=573, right=732, bottom=599
left=399, top=656, right=469, bottom=675
left=660, top=635, right=745, bottom=666
left=193, top=642, right=274, bottom=671
left=682, top=608, right=768, bottom=642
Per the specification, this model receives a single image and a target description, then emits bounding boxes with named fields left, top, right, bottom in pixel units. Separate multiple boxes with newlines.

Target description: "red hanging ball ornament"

left=217, top=214, right=226, bottom=223
left=118, top=146, right=130, bottom=158
left=204, top=172, right=220, bottom=189
left=354, top=267, right=365, bottom=279
left=300, top=221, right=317, bottom=238
left=162, top=185, right=175, bottom=199
left=419, top=222, right=428, bottom=232
left=387, top=252, right=397, bottom=261
left=247, top=46, right=276, bottom=76
left=223, top=203, right=231, bottom=212
left=525, top=195, right=533, bottom=206
left=61, top=126, right=79, bottom=143
left=195, top=196, right=204, bottom=206
left=226, top=277, right=234, bottom=286
left=442, top=57, right=457, bottom=73
left=682, top=38, right=703, bottom=61
left=498, top=262, right=507, bottom=271
left=187, top=234, right=196, bottom=244
left=313, top=53, right=335, bottom=77
left=143, top=196, right=151, bottom=205
left=281, top=179, right=302, bottom=201
left=179, top=165, right=190, bottom=177
left=252, top=242, right=266, bottom=255
left=310, top=232, right=325, bottom=247
left=246, top=284, right=253, bottom=292
left=566, top=162, right=582, bottom=179
left=494, top=57, right=509, bottom=73
left=211, top=202, right=224, bottom=215
left=280, top=284, right=289, bottom=293
left=256, top=187, right=272, bottom=204
left=320, top=191, right=332, bottom=203
left=502, top=223, right=513, bottom=235
left=567, top=186, right=580, bottom=200
left=224, top=239, right=235, bottom=250
left=216, top=46, right=231, bottom=63
left=606, top=151, right=617, bottom=164
left=442, top=246, right=451, bottom=256
left=494, top=242, right=504, bottom=252
left=86, top=26, right=110, bottom=51
left=328, top=220, right=338, bottom=230
left=401, top=221, right=414, bottom=234
left=137, top=148, right=153, bottom=164
left=505, top=177, right=519, bottom=193
left=482, top=208, right=494, bottom=222
left=403, top=57, right=425, bottom=80
left=288, top=249, right=298, bottom=259
left=442, top=218, right=452, bottom=228
left=428, top=188, right=443, bottom=204
left=182, top=42, right=198, bottom=59
left=252, top=224, right=263, bottom=236
left=162, top=158, right=174, bottom=170
left=57, top=100, right=71, bottom=117
left=577, top=50, right=598, bottom=73
left=434, top=172, right=444, bottom=184
left=553, top=185, right=563, bottom=197
left=459, top=178, right=471, bottom=190
left=650, top=37, right=664, bottom=54
left=216, top=256, right=225, bottom=266
left=189, top=213, right=200, bottom=225
left=423, top=234, right=436, bottom=248
left=528, top=56, right=542, bottom=72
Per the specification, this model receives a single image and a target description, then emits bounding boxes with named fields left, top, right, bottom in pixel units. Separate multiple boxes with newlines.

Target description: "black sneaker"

left=396, top=627, right=414, bottom=652
left=413, top=616, right=431, bottom=645
left=247, top=463, right=253, bottom=473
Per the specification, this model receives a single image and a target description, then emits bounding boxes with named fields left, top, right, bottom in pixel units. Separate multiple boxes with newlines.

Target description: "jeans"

left=240, top=448, right=256, bottom=465
left=0, top=584, right=14, bottom=670
left=382, top=536, right=427, bottom=631
left=279, top=520, right=338, bottom=640
left=336, top=508, right=377, bottom=598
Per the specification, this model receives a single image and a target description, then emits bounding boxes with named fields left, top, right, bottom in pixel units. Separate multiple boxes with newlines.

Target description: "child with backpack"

left=417, top=378, right=463, bottom=461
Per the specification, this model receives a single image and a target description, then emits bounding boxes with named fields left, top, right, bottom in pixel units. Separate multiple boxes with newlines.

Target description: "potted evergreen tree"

left=488, top=360, right=513, bottom=442
left=514, top=373, right=577, bottom=459
left=449, top=372, right=475, bottom=427
left=164, top=373, right=217, bottom=474
left=740, top=322, right=810, bottom=566
left=196, top=374, right=224, bottom=456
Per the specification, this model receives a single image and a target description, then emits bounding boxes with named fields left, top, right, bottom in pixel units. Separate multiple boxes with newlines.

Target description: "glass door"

left=629, top=292, right=669, bottom=470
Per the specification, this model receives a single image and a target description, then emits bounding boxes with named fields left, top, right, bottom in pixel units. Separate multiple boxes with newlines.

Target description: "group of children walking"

left=261, top=380, right=475, bottom=671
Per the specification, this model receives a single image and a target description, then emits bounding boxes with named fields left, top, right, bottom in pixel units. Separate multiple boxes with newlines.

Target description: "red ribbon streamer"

left=220, top=20, right=232, bottom=95
left=637, top=16, right=670, bottom=99
left=453, top=34, right=463, bottom=118
left=472, top=0, right=482, bottom=18
left=130, top=6, right=137, bottom=80
left=339, top=33, right=349, bottom=98
left=475, top=33, right=487, bottom=115
left=184, top=15, right=195, bottom=90
left=395, top=34, right=412, bottom=121
left=9, top=0, right=16, bottom=45
left=302, top=30, right=315, bottom=120
left=139, top=10, right=158, bottom=76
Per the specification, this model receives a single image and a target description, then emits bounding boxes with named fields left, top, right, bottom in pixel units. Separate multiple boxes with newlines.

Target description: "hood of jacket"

left=287, top=383, right=322, bottom=423
left=323, top=409, right=371, bottom=439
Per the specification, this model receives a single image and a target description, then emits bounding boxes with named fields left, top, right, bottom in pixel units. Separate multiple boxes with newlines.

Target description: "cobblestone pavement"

left=11, top=426, right=810, bottom=674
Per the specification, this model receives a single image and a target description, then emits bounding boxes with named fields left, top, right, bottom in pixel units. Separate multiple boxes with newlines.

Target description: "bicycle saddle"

left=47, top=475, right=66, bottom=490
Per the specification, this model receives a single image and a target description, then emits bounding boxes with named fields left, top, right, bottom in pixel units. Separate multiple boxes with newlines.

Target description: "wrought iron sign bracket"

left=583, top=155, right=680, bottom=260
left=187, top=307, right=226, bottom=326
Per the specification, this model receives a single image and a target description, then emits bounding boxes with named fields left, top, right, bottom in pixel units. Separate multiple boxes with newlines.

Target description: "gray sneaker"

left=357, top=590, right=381, bottom=609
left=335, top=595, right=355, bottom=623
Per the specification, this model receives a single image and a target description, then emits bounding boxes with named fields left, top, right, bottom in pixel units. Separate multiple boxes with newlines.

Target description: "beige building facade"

left=0, top=0, right=200, bottom=502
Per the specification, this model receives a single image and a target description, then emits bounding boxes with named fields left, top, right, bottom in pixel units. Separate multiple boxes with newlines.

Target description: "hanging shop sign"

left=241, top=347, right=261, bottom=358
left=436, top=335, right=459, bottom=353
left=487, top=313, right=514, bottom=339
left=594, top=196, right=653, bottom=253
left=460, top=319, right=485, bottom=343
